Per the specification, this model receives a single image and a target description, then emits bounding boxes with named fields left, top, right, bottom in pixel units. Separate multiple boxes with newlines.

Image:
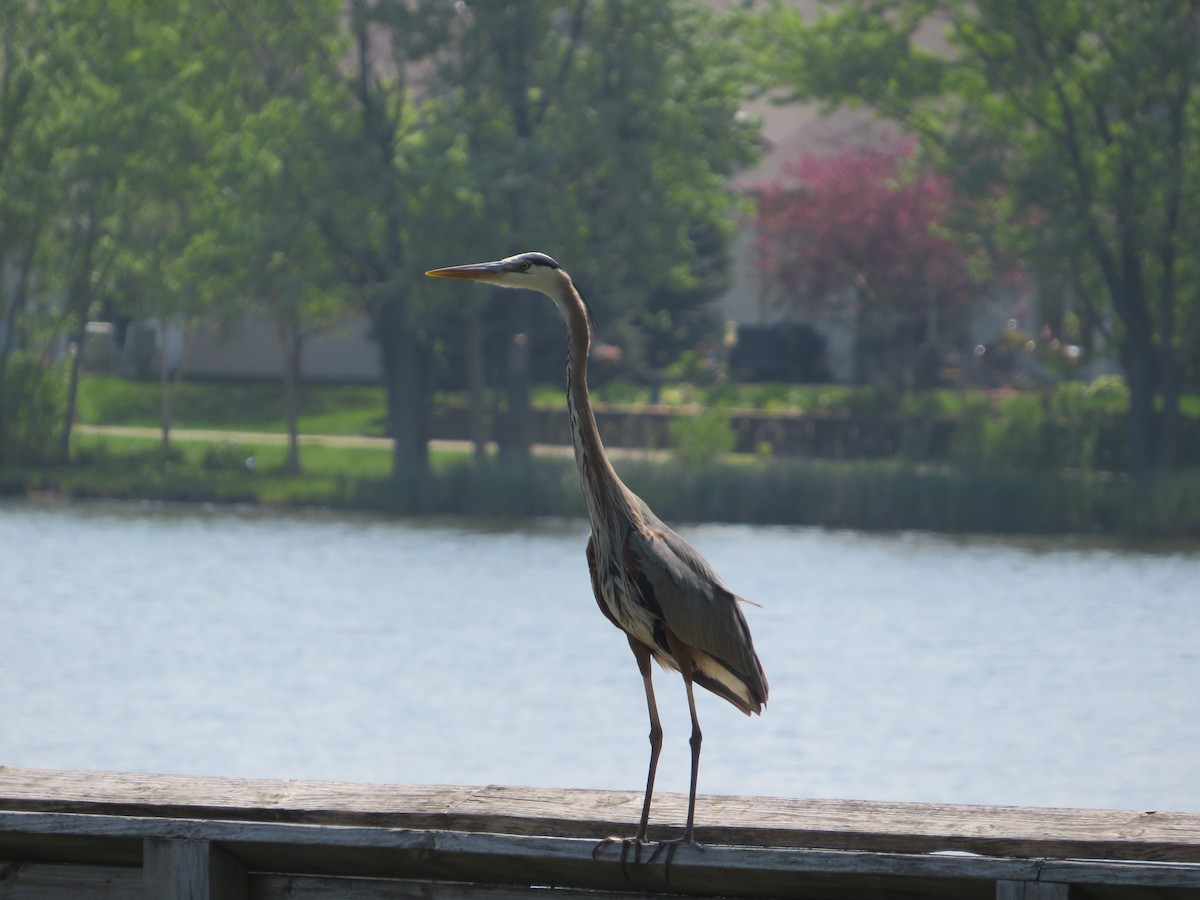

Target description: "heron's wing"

left=586, top=533, right=623, bottom=631
left=625, top=522, right=768, bottom=713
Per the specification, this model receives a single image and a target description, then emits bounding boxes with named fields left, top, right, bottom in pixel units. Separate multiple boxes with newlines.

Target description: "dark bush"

left=0, top=354, right=66, bottom=466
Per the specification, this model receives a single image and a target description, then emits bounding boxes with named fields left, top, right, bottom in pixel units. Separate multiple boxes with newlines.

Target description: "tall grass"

left=12, top=377, right=1192, bottom=537
left=615, top=457, right=1200, bottom=537
left=13, top=432, right=1194, bottom=539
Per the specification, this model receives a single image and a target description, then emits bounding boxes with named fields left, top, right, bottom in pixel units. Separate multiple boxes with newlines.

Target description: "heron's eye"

left=520, top=261, right=531, bottom=271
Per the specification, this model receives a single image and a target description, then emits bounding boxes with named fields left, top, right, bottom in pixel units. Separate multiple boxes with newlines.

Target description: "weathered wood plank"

left=996, top=882, right=1070, bottom=900
left=142, top=839, right=247, bottom=900
left=0, top=861, right=142, bottom=899
left=249, top=874, right=674, bottom=900
left=1043, top=860, right=1200, bottom=890
left=3, top=767, right=1198, bottom=863
left=0, top=811, right=1038, bottom=897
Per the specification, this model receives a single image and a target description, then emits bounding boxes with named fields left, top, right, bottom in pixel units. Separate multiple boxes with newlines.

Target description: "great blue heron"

left=426, top=251, right=768, bottom=864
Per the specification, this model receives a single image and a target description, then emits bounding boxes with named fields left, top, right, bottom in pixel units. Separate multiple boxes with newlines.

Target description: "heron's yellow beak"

left=425, top=261, right=508, bottom=281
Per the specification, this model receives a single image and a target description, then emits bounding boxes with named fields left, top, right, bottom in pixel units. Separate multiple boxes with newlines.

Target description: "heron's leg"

left=592, top=638, right=661, bottom=873
left=631, top=638, right=663, bottom=843
left=638, top=635, right=705, bottom=880
left=644, top=671, right=704, bottom=878
left=679, top=673, right=702, bottom=843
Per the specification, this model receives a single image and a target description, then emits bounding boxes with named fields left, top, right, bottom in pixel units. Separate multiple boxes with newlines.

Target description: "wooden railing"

left=432, top=403, right=931, bottom=459
left=2, top=767, right=1200, bottom=899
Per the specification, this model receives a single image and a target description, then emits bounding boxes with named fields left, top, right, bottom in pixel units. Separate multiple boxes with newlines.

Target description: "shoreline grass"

left=4, top=430, right=1199, bottom=540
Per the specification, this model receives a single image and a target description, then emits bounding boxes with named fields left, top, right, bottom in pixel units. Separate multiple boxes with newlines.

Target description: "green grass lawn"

left=7, top=373, right=1190, bottom=538
left=77, top=376, right=389, bottom=436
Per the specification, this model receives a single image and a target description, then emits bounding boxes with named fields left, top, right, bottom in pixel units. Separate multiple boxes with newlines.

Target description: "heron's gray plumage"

left=427, top=251, right=767, bottom=857
left=624, top=522, right=767, bottom=715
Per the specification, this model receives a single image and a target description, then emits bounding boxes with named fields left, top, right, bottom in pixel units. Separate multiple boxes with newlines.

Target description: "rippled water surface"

left=2, top=498, right=1197, bottom=812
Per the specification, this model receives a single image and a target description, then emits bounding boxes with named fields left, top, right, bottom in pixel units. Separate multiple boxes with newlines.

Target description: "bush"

left=1084, top=375, right=1129, bottom=410
left=202, top=441, right=255, bottom=471
left=937, top=383, right=1143, bottom=472
left=669, top=410, right=736, bottom=466
left=0, top=353, right=66, bottom=466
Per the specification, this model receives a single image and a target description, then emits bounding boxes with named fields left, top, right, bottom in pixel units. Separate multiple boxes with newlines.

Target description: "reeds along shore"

left=7, top=433, right=1200, bottom=539
left=3, top=376, right=1198, bottom=538
left=359, top=455, right=1200, bottom=538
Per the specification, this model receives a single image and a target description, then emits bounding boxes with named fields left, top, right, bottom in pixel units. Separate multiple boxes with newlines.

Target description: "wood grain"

left=2, top=766, right=1198, bottom=862
left=4, top=767, right=1200, bottom=899
left=0, top=862, right=142, bottom=899
left=142, top=838, right=247, bottom=900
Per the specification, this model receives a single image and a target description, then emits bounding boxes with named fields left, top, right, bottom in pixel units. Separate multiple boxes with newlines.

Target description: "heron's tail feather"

left=693, top=649, right=767, bottom=716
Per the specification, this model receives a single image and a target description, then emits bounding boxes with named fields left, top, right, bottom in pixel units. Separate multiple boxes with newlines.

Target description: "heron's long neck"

left=554, top=277, right=638, bottom=529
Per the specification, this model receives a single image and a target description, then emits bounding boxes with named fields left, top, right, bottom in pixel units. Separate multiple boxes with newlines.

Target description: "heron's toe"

left=592, top=835, right=652, bottom=878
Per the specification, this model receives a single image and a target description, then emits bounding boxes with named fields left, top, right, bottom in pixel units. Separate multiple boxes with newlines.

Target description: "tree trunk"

left=1119, top=327, right=1160, bottom=479
left=159, top=321, right=174, bottom=454
left=1157, top=352, right=1180, bottom=472
left=158, top=321, right=190, bottom=457
left=58, top=325, right=85, bottom=463
left=377, top=300, right=430, bottom=479
left=280, top=316, right=304, bottom=475
left=0, top=261, right=22, bottom=468
left=1155, top=243, right=1181, bottom=473
left=1107, top=233, right=1162, bottom=478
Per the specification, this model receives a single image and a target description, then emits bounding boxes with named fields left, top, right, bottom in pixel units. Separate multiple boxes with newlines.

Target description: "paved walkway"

left=78, top=424, right=396, bottom=449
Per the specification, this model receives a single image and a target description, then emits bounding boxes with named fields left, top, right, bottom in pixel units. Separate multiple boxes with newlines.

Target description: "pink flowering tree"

left=756, top=145, right=1003, bottom=389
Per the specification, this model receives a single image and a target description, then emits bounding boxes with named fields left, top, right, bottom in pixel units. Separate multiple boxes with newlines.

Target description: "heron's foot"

left=593, top=833, right=704, bottom=886
left=591, top=835, right=652, bottom=880
left=647, top=833, right=705, bottom=871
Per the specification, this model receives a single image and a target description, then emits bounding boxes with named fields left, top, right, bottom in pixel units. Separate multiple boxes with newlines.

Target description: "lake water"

left=2, top=498, right=1198, bottom=813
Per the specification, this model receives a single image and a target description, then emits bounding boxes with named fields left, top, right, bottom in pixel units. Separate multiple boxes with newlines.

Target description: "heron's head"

left=425, top=251, right=563, bottom=294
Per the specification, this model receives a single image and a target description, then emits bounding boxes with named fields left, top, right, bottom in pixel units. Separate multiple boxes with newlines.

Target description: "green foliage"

left=663, top=349, right=722, bottom=386
left=0, top=2, right=757, bottom=478
left=72, top=438, right=185, bottom=471
left=201, top=442, right=255, bottom=471
left=942, top=385, right=1140, bottom=472
left=4, top=398, right=1198, bottom=535
left=428, top=0, right=759, bottom=368
left=77, top=374, right=1200, bottom=474
left=669, top=410, right=737, bottom=466
left=841, top=383, right=902, bottom=415
left=744, top=0, right=1200, bottom=474
left=593, top=379, right=646, bottom=406
left=0, top=355, right=66, bottom=466
left=1084, top=376, right=1131, bottom=411
left=6, top=430, right=1185, bottom=537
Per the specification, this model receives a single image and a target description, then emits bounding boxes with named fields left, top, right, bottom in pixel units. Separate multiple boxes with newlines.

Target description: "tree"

left=32, top=0, right=157, bottom=461
left=317, top=1, right=759, bottom=474
left=749, top=0, right=1200, bottom=475
left=42, top=0, right=252, bottom=463
left=0, top=0, right=57, bottom=465
left=435, top=0, right=760, bottom=458
left=436, top=0, right=597, bottom=462
left=315, top=0, right=470, bottom=479
left=556, top=0, right=760, bottom=362
left=756, top=143, right=1001, bottom=388
left=174, top=0, right=347, bottom=473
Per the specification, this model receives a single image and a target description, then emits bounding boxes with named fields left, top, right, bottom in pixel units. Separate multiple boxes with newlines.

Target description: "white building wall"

left=184, top=316, right=382, bottom=382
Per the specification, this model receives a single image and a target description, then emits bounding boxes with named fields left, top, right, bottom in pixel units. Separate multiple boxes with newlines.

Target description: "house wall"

left=184, top=316, right=382, bottom=382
